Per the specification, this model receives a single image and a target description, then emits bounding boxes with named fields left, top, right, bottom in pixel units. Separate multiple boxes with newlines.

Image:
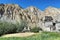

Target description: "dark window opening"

left=53, top=23, right=56, bottom=26
left=44, top=16, right=53, bottom=22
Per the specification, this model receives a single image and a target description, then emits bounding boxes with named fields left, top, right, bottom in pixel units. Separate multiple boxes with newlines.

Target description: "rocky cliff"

left=0, top=4, right=23, bottom=23
left=0, top=4, right=60, bottom=30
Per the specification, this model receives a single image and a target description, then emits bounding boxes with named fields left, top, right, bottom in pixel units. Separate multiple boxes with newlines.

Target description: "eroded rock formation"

left=0, top=4, right=60, bottom=31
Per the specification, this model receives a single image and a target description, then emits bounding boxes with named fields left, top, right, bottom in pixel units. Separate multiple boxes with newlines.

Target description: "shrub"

left=16, top=20, right=27, bottom=32
left=0, top=22, right=4, bottom=36
left=3, top=23, right=17, bottom=34
left=30, top=27, right=41, bottom=33
left=0, top=20, right=28, bottom=36
left=0, top=22, right=17, bottom=36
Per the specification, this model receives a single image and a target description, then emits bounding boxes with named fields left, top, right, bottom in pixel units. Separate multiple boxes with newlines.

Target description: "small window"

left=53, top=23, right=56, bottom=26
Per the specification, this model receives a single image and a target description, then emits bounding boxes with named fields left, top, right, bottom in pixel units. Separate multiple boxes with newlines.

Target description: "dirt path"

left=1, top=32, right=36, bottom=37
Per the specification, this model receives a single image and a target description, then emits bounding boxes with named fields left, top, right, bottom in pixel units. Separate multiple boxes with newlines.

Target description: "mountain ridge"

left=0, top=4, right=60, bottom=31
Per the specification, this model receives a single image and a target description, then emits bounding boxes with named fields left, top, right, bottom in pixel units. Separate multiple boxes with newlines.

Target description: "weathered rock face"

left=0, top=4, right=43, bottom=29
left=44, top=6, right=60, bottom=22
left=23, top=6, right=43, bottom=28
left=0, top=4, right=23, bottom=23
left=1, top=4, right=60, bottom=31
left=42, top=6, right=60, bottom=31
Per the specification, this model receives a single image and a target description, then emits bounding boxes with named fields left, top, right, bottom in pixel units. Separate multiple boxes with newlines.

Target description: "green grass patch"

left=0, top=32, right=60, bottom=40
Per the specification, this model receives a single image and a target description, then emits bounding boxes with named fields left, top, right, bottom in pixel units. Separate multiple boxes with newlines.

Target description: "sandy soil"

left=1, top=32, right=36, bottom=37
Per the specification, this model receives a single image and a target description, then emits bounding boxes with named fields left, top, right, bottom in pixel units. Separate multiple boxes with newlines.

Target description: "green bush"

left=0, top=20, right=28, bottom=36
left=0, top=23, right=4, bottom=36
left=0, top=22, right=17, bottom=36
left=3, top=23, right=17, bottom=34
left=30, top=27, right=41, bottom=33
left=16, top=20, right=27, bottom=32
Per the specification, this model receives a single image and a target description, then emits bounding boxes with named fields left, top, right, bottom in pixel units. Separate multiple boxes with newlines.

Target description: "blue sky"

left=0, top=0, right=60, bottom=10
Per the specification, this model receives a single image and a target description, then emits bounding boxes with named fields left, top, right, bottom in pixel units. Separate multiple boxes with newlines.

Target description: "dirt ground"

left=1, top=32, right=36, bottom=37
